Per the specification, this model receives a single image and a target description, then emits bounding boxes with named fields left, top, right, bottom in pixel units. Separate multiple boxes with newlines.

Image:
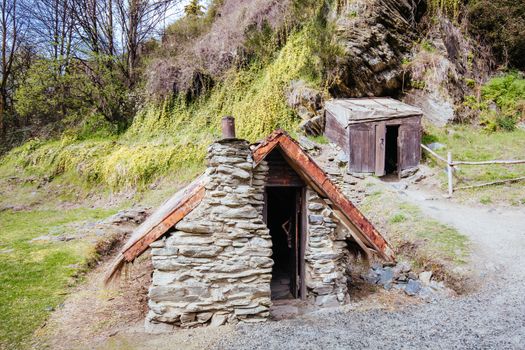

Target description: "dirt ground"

left=34, top=251, right=422, bottom=350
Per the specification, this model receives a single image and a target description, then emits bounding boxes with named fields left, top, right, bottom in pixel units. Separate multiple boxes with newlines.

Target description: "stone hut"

left=106, top=117, right=395, bottom=331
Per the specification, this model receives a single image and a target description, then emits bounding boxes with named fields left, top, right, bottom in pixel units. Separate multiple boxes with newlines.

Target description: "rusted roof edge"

left=105, top=176, right=207, bottom=283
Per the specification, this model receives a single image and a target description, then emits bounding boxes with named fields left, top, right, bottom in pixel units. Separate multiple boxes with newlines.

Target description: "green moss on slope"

left=1, top=20, right=329, bottom=191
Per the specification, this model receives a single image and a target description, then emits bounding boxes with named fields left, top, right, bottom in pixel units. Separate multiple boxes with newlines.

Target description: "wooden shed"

left=324, top=98, right=423, bottom=177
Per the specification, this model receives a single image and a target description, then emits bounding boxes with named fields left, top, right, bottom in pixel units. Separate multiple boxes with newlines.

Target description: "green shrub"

left=467, top=0, right=525, bottom=70
left=390, top=213, right=407, bottom=223
left=478, top=72, right=525, bottom=131
left=14, top=59, right=91, bottom=125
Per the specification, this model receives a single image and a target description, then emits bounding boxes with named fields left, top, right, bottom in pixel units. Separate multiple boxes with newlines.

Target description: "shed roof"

left=105, top=130, right=395, bottom=283
left=325, top=98, right=423, bottom=125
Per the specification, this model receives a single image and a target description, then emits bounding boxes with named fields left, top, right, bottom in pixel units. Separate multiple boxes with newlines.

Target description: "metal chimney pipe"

left=221, top=116, right=236, bottom=139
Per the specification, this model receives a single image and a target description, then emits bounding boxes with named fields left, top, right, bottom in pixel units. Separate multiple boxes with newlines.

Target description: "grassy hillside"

left=0, top=207, right=117, bottom=349
left=0, top=14, right=330, bottom=193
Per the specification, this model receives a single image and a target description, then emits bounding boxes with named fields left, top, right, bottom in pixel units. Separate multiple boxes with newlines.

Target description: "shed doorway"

left=385, top=125, right=399, bottom=175
left=265, top=186, right=304, bottom=300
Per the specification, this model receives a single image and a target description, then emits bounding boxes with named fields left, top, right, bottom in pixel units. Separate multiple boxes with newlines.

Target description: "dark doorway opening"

left=265, top=186, right=303, bottom=300
left=385, top=125, right=399, bottom=174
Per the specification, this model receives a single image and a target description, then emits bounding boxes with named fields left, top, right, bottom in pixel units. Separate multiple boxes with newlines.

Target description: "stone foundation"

left=146, top=140, right=272, bottom=330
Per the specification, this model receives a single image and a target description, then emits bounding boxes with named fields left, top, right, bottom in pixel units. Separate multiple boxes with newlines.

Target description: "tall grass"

left=0, top=14, right=331, bottom=192
left=427, top=0, right=461, bottom=19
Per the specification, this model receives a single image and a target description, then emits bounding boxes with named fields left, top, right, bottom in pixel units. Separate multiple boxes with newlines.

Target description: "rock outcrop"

left=329, top=0, right=425, bottom=97
left=403, top=18, right=491, bottom=125
left=286, top=80, right=325, bottom=136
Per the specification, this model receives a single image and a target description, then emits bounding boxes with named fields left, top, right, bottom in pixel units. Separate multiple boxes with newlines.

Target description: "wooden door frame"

left=299, top=186, right=306, bottom=300
left=375, top=122, right=386, bottom=176
left=397, top=126, right=402, bottom=178
left=263, top=186, right=306, bottom=300
left=380, top=124, right=401, bottom=177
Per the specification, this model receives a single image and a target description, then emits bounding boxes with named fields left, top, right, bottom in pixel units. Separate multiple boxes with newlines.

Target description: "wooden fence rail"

left=451, top=159, right=525, bottom=166
left=421, top=144, right=525, bottom=196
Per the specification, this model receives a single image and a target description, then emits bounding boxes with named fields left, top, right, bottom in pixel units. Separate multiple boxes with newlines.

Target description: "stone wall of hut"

left=146, top=140, right=272, bottom=331
left=305, top=189, right=351, bottom=307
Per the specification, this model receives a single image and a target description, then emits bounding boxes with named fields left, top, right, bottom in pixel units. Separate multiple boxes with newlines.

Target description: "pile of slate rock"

left=363, top=262, right=454, bottom=301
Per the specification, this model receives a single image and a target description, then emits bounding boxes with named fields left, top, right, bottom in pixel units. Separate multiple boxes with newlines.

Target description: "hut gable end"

left=107, top=130, right=395, bottom=284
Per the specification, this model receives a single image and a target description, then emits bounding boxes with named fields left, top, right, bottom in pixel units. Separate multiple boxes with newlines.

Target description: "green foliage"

left=87, top=55, right=136, bottom=128
left=0, top=208, right=116, bottom=350
left=479, top=72, right=525, bottom=131
left=427, top=0, right=461, bottom=19
left=245, top=21, right=280, bottom=64
left=63, top=113, right=120, bottom=141
left=184, top=0, right=204, bottom=17
left=411, top=80, right=427, bottom=90
left=465, top=78, right=476, bottom=89
left=164, top=0, right=220, bottom=46
left=14, top=56, right=135, bottom=135
left=467, top=0, right=525, bottom=70
left=390, top=213, right=407, bottom=223
left=301, top=4, right=344, bottom=86
left=308, top=135, right=329, bottom=145
left=14, top=59, right=91, bottom=124
left=482, top=73, right=525, bottom=118
left=420, top=40, right=436, bottom=53
left=479, top=196, right=492, bottom=204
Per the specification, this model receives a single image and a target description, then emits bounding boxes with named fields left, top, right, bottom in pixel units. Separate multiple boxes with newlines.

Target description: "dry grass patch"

left=358, top=184, right=470, bottom=292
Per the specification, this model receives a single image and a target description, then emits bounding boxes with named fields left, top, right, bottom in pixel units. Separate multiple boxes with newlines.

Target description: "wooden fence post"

left=447, top=152, right=453, bottom=197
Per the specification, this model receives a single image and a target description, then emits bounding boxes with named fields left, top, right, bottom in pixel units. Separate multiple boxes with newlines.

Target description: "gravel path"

left=216, top=190, right=525, bottom=350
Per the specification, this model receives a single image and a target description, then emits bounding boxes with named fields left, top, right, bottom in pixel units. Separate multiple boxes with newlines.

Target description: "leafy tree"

left=184, top=0, right=204, bottom=17
left=0, top=0, right=29, bottom=136
left=14, top=59, right=90, bottom=125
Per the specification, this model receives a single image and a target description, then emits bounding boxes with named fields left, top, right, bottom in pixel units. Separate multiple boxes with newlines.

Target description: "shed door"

left=399, top=126, right=421, bottom=171
left=349, top=125, right=376, bottom=173
left=375, top=123, right=386, bottom=176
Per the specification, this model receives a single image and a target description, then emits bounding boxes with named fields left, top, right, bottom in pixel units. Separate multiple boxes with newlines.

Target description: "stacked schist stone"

left=305, top=189, right=350, bottom=307
left=146, top=139, right=273, bottom=331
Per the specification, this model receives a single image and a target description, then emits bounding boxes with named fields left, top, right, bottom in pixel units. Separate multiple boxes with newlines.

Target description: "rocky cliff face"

left=403, top=18, right=491, bottom=125
left=329, top=0, right=426, bottom=98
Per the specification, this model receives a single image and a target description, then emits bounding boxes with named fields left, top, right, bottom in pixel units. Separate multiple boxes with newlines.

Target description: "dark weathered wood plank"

left=399, top=125, right=421, bottom=171
left=325, top=111, right=348, bottom=150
